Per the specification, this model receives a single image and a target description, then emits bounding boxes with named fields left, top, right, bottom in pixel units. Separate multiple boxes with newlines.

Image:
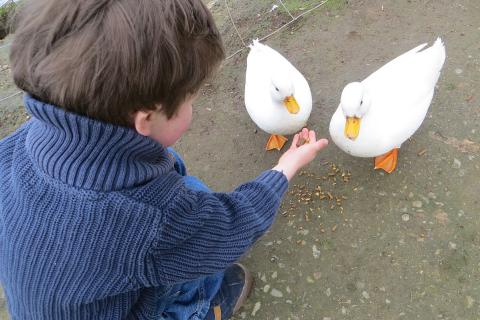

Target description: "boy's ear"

left=133, top=110, right=154, bottom=137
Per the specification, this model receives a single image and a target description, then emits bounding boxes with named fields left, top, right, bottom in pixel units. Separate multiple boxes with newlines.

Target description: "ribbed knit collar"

left=24, top=95, right=175, bottom=191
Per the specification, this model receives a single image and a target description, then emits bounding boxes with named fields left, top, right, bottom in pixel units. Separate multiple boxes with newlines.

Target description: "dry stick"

left=0, top=91, right=22, bottom=103
left=278, top=0, right=295, bottom=20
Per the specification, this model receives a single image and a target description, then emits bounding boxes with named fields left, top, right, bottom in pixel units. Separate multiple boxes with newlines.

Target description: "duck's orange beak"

left=283, top=96, right=300, bottom=114
left=344, top=116, right=361, bottom=140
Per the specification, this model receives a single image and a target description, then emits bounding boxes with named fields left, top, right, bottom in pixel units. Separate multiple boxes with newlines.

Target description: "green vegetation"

left=281, top=0, right=348, bottom=15
left=323, top=0, right=348, bottom=11
left=0, top=0, right=18, bottom=40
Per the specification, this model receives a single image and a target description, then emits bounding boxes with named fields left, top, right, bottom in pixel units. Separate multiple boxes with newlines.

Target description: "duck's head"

left=270, top=71, right=299, bottom=114
left=340, top=82, right=371, bottom=140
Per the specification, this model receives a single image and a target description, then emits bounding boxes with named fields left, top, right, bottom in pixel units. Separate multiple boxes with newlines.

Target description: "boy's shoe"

left=205, top=263, right=253, bottom=320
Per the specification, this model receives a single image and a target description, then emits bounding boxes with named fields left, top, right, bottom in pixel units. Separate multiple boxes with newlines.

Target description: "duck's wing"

left=364, top=38, right=446, bottom=112
left=245, top=41, right=282, bottom=90
left=361, top=39, right=446, bottom=148
left=245, top=41, right=276, bottom=130
left=365, top=38, right=445, bottom=87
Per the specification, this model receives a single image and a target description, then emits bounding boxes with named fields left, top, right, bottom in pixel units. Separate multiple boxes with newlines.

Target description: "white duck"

left=245, top=40, right=312, bottom=150
left=329, top=38, right=446, bottom=173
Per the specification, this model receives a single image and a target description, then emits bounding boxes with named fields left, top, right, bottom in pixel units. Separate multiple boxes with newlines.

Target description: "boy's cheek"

left=157, top=124, right=188, bottom=147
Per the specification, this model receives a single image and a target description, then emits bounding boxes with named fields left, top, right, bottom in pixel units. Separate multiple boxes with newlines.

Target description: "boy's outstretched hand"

left=273, top=128, right=329, bottom=181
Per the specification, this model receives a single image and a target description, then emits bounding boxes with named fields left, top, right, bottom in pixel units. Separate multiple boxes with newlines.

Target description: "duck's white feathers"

left=329, top=38, right=446, bottom=157
left=245, top=40, right=312, bottom=135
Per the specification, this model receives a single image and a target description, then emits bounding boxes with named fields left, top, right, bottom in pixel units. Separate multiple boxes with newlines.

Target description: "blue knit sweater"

left=0, top=95, right=288, bottom=319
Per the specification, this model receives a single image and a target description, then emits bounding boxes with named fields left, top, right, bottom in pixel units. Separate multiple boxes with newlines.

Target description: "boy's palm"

left=274, top=128, right=328, bottom=181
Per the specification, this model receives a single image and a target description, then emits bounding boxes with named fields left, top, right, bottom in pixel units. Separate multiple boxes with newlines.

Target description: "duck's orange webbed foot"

left=266, top=134, right=288, bottom=151
left=374, top=148, right=399, bottom=173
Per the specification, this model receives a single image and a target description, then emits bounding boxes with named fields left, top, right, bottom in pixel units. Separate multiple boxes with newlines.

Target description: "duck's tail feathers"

left=249, top=39, right=261, bottom=50
left=415, top=37, right=446, bottom=73
left=408, top=42, right=429, bottom=55
left=432, top=37, right=446, bottom=69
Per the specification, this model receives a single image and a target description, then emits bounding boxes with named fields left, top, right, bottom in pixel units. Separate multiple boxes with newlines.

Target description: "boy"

left=0, top=0, right=328, bottom=319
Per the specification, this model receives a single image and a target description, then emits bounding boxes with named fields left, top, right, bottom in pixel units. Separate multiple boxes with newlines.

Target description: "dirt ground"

left=1, top=0, right=479, bottom=319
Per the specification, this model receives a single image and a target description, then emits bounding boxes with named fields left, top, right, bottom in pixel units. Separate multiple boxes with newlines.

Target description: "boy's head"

left=11, top=0, right=225, bottom=136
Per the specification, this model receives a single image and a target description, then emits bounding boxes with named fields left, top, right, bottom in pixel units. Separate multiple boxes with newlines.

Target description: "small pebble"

left=402, top=213, right=410, bottom=222
left=270, top=288, right=283, bottom=298
left=312, top=245, right=321, bottom=259
left=449, top=242, right=457, bottom=249
left=362, top=291, right=370, bottom=299
left=325, top=288, right=331, bottom=297
left=466, top=296, right=475, bottom=309
left=341, top=306, right=347, bottom=315
left=263, top=284, right=270, bottom=293
left=271, top=271, right=278, bottom=279
left=412, top=201, right=422, bottom=208
left=251, top=302, right=261, bottom=316
left=298, top=229, right=309, bottom=236
left=453, top=158, right=462, bottom=169
left=454, top=68, right=463, bottom=75
left=386, top=299, right=391, bottom=304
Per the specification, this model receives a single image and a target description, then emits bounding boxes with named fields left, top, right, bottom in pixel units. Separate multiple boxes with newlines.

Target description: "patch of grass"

left=319, top=238, right=336, bottom=251
left=323, top=0, right=348, bottom=12
left=445, top=83, right=456, bottom=91
left=0, top=0, right=18, bottom=40
left=281, top=0, right=347, bottom=14
left=282, top=0, right=317, bottom=13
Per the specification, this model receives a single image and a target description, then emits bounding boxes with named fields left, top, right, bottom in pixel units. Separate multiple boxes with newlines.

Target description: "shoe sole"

left=232, top=263, right=254, bottom=314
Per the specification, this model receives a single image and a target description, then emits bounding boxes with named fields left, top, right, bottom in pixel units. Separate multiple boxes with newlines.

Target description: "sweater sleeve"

left=148, top=170, right=288, bottom=285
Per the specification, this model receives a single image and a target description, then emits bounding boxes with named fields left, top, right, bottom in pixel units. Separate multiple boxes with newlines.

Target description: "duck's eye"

left=360, top=100, right=363, bottom=105
left=275, top=87, right=279, bottom=92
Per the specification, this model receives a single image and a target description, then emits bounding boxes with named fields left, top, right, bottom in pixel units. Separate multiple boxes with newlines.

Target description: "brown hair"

left=10, top=0, right=225, bottom=127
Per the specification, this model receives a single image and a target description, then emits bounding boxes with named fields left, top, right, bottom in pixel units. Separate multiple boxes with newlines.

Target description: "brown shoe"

left=205, top=263, right=253, bottom=320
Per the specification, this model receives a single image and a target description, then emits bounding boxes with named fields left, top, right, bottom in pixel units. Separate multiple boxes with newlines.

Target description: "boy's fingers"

left=301, top=128, right=309, bottom=140
left=314, top=138, right=329, bottom=151
left=308, top=130, right=316, bottom=143
left=291, top=133, right=300, bottom=148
